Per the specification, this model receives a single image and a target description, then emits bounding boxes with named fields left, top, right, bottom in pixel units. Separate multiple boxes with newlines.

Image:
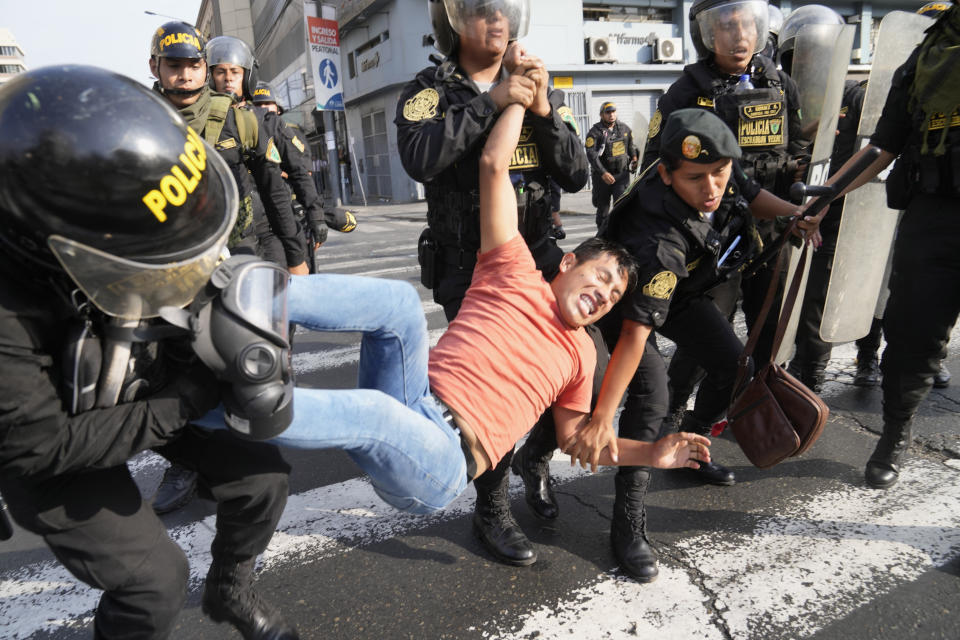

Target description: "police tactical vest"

left=687, top=59, right=790, bottom=184
left=204, top=96, right=259, bottom=246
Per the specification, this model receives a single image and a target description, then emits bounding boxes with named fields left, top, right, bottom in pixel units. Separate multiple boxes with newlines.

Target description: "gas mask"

left=162, top=255, right=294, bottom=440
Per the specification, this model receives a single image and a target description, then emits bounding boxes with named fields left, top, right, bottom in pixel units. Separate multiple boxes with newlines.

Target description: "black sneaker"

left=151, top=464, right=198, bottom=515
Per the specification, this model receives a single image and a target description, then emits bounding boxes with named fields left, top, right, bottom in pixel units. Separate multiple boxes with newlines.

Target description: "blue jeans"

left=197, top=274, right=468, bottom=514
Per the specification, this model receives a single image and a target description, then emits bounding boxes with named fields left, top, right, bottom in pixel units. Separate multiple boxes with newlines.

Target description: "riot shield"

left=774, top=23, right=855, bottom=365
left=820, top=11, right=932, bottom=343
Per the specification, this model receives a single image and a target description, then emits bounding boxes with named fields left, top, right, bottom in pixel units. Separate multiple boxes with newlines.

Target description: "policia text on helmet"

left=0, top=65, right=294, bottom=440
left=149, top=21, right=208, bottom=107
left=689, top=0, right=769, bottom=75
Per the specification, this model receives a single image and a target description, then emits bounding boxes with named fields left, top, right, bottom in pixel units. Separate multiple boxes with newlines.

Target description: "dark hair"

left=659, top=152, right=684, bottom=173
left=571, top=237, right=639, bottom=293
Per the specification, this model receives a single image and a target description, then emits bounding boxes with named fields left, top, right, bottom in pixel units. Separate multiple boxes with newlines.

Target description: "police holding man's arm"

left=395, top=0, right=589, bottom=568
left=586, top=101, right=639, bottom=229
left=588, top=108, right=808, bottom=582
left=0, top=65, right=298, bottom=640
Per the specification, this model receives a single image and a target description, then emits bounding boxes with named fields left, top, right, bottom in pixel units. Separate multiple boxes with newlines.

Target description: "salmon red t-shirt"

left=428, top=234, right=596, bottom=466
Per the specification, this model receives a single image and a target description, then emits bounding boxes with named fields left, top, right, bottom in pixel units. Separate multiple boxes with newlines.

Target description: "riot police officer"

left=586, top=101, right=638, bottom=229
left=591, top=108, right=807, bottom=581
left=803, top=0, right=960, bottom=489
left=646, top=0, right=804, bottom=462
left=250, top=81, right=359, bottom=245
left=201, top=34, right=309, bottom=272
left=395, top=0, right=588, bottom=567
left=0, top=66, right=298, bottom=639
left=149, top=24, right=307, bottom=515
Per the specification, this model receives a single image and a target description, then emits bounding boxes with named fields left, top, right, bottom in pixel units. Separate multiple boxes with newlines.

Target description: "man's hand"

left=561, top=412, right=619, bottom=473
left=515, top=55, right=550, bottom=118
left=650, top=432, right=711, bottom=469
left=503, top=42, right=526, bottom=73
left=489, top=75, right=537, bottom=111
left=289, top=261, right=309, bottom=275
left=629, top=157, right=638, bottom=173
left=601, top=171, right=616, bottom=185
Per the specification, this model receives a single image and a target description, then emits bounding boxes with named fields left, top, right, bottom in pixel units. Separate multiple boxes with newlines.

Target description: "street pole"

left=320, top=3, right=345, bottom=206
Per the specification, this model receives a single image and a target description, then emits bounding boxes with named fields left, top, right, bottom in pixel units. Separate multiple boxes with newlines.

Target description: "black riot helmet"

left=251, top=81, right=282, bottom=113
left=150, top=21, right=207, bottom=97
left=428, top=0, right=531, bottom=56
left=0, top=65, right=237, bottom=320
left=917, top=2, right=950, bottom=18
left=776, top=5, right=843, bottom=75
left=150, top=20, right=205, bottom=60
left=206, top=36, right=259, bottom=100
left=689, top=0, right=770, bottom=60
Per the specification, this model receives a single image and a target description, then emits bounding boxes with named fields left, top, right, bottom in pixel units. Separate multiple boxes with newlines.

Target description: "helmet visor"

left=48, top=151, right=238, bottom=320
left=442, top=0, right=530, bottom=41
left=696, top=0, right=769, bottom=55
left=206, top=37, right=255, bottom=69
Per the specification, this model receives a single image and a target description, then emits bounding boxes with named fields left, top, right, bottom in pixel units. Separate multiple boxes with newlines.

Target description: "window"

left=361, top=110, right=392, bottom=200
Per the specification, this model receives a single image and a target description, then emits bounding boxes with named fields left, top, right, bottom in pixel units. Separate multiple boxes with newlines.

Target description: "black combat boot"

left=853, top=352, right=881, bottom=387
left=511, top=423, right=558, bottom=520
left=788, top=359, right=826, bottom=394
left=679, top=411, right=735, bottom=485
left=865, top=420, right=912, bottom=489
left=202, top=556, right=299, bottom=640
left=610, top=469, right=658, bottom=582
left=934, top=362, right=951, bottom=389
left=152, top=463, right=198, bottom=515
left=473, top=457, right=537, bottom=566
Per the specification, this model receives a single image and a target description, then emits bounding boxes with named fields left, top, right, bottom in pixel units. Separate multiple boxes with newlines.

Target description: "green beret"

left=660, top=108, right=741, bottom=163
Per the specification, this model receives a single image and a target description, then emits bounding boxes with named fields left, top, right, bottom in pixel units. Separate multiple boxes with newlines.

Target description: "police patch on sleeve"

left=266, top=138, right=282, bottom=163
left=585, top=136, right=595, bottom=148
left=291, top=135, right=305, bottom=153
left=557, top=106, right=580, bottom=136
left=403, top=88, right=440, bottom=122
left=647, top=110, right=662, bottom=140
left=642, top=271, right=677, bottom=300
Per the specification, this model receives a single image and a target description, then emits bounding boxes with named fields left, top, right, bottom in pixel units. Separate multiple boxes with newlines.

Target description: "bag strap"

left=730, top=218, right=810, bottom=400
left=204, top=95, right=232, bottom=147
left=233, top=106, right=258, bottom=150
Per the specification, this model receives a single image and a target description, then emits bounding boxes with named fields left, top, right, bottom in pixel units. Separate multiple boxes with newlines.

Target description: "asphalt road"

left=2, top=196, right=958, bottom=639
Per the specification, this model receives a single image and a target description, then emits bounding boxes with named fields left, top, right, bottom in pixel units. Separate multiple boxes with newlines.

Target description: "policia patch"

left=557, top=106, right=579, bottom=135
left=403, top=88, right=440, bottom=121
left=648, top=110, right=662, bottom=140
left=266, top=138, right=282, bottom=163
left=642, top=270, right=677, bottom=299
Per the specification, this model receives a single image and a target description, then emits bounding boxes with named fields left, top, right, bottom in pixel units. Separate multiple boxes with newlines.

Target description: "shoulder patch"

left=642, top=270, right=678, bottom=300
left=217, top=137, right=237, bottom=150
left=266, top=138, right=282, bottom=163
left=291, top=135, right=305, bottom=153
left=647, top=110, right=662, bottom=140
left=557, top=106, right=580, bottom=136
left=585, top=136, right=595, bottom=148
left=403, top=88, right=440, bottom=122
left=696, top=97, right=715, bottom=108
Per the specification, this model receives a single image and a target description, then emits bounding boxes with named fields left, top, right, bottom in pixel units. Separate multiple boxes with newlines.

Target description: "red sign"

left=307, top=16, right=339, bottom=47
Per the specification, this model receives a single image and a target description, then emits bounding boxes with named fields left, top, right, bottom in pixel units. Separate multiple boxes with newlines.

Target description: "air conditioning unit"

left=586, top=37, right=617, bottom=63
left=653, top=37, right=683, bottom=63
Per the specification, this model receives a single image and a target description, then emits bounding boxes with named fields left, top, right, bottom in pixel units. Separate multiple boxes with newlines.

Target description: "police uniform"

left=396, top=59, right=588, bottom=320
left=0, top=271, right=291, bottom=635
left=172, top=86, right=307, bottom=270
left=788, top=80, right=869, bottom=389
left=586, top=107, right=638, bottom=227
left=864, top=5, right=960, bottom=488
left=395, top=56, right=588, bottom=567
left=597, top=108, right=762, bottom=581
left=0, top=65, right=295, bottom=638
left=646, top=54, right=803, bottom=392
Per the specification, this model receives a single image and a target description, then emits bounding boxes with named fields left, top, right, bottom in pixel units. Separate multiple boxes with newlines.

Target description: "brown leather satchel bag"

left=727, top=238, right=829, bottom=468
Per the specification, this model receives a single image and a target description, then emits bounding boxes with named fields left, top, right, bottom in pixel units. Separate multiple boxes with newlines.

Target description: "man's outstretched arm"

left=478, top=102, right=526, bottom=254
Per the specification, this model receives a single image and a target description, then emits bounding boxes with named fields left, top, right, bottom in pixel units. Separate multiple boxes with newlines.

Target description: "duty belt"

left=432, top=393, right=479, bottom=482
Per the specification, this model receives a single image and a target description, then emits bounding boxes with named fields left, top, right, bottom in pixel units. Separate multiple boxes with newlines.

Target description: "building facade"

left=198, top=0, right=920, bottom=204
left=0, top=28, right=27, bottom=87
